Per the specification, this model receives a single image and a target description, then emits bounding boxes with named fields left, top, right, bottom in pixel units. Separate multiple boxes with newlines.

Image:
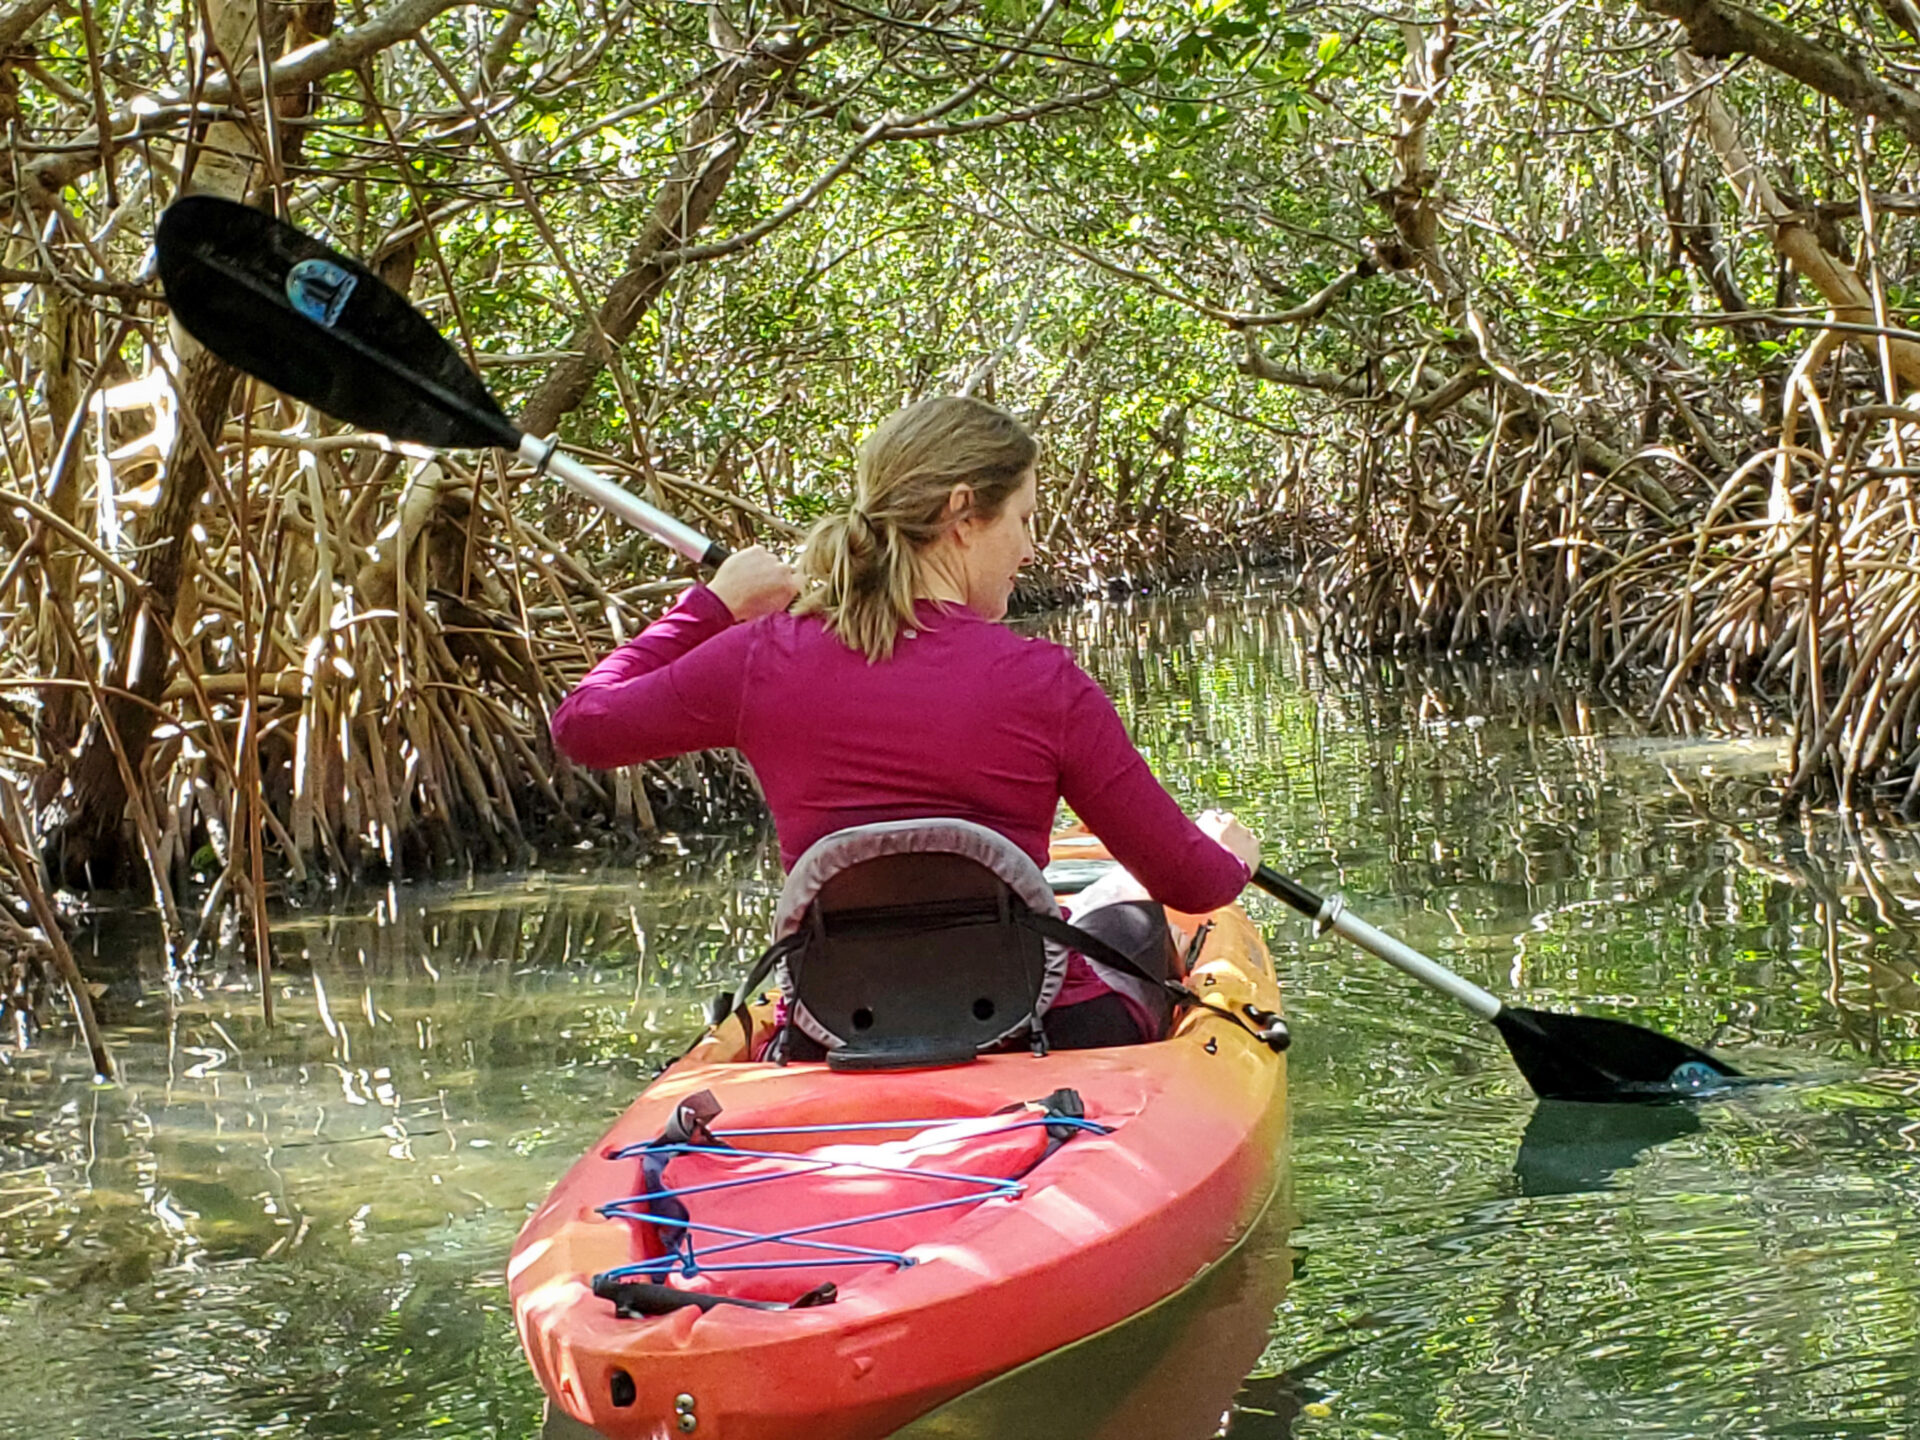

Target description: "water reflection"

left=1512, top=1100, right=1704, bottom=1197
left=9, top=587, right=1920, bottom=1438
left=0, top=841, right=783, bottom=1440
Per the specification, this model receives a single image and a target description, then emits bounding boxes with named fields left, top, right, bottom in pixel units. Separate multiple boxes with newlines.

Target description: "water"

left=8, top=585, right=1920, bottom=1439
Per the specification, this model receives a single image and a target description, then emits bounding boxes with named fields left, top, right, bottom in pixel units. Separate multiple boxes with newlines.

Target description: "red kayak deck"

left=510, top=842, right=1287, bottom=1440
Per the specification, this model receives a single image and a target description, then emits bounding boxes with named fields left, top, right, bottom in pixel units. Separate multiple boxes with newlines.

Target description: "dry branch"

left=19, top=0, right=472, bottom=200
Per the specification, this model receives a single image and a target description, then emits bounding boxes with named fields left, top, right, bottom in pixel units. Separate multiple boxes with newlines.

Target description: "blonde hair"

left=796, top=397, right=1037, bottom=661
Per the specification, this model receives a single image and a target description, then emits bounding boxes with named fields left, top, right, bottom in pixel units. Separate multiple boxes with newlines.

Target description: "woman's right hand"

left=1197, top=809, right=1261, bottom=873
left=709, top=545, right=799, bottom=621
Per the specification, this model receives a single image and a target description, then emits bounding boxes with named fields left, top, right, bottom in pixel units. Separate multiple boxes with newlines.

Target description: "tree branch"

left=655, top=82, right=1116, bottom=268
left=515, top=30, right=807, bottom=435
left=1235, top=335, right=1373, bottom=398
left=1643, top=0, right=1920, bottom=145
left=22, top=0, right=471, bottom=199
left=0, top=0, right=56, bottom=53
left=520, top=0, right=1081, bottom=432
left=1679, top=51, right=1920, bottom=389
left=1228, top=258, right=1381, bottom=330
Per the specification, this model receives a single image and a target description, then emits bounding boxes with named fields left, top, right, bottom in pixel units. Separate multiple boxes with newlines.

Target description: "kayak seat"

left=774, top=820, right=1070, bottom=1068
left=802, top=853, right=1057, bottom=1069
left=723, top=819, right=1206, bottom=1067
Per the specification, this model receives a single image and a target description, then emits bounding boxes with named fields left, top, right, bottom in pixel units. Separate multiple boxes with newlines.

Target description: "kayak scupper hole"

left=608, top=1369, right=636, bottom=1408
left=852, top=1007, right=874, bottom=1031
left=972, top=997, right=996, bottom=1021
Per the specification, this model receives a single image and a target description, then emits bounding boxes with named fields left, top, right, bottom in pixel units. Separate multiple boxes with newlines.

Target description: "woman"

left=551, top=396, right=1260, bottom=1046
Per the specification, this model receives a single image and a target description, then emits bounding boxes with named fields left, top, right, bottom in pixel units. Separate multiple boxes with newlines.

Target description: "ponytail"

left=796, top=397, right=1037, bottom=662
left=795, top=508, right=921, bottom=661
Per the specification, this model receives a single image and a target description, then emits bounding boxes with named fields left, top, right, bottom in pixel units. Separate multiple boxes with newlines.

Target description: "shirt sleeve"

left=549, top=583, right=752, bottom=769
left=1055, top=657, right=1251, bottom=914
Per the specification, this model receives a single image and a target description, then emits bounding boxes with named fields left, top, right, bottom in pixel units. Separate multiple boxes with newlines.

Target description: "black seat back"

left=789, top=851, right=1053, bottom=1069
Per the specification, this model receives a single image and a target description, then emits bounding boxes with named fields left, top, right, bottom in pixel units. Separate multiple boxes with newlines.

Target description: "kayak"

left=510, top=832, right=1289, bottom=1440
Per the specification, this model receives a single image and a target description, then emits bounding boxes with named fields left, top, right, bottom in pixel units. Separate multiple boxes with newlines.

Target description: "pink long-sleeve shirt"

left=551, top=587, right=1249, bottom=1002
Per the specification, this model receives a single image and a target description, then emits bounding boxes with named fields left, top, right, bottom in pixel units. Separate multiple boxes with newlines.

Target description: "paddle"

left=153, top=194, right=728, bottom=568
left=153, top=201, right=1737, bottom=1101
left=1250, top=864, right=1741, bottom=1102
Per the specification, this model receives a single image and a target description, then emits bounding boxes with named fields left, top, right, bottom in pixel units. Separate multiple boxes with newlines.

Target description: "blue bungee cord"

left=597, top=1111, right=1109, bottom=1285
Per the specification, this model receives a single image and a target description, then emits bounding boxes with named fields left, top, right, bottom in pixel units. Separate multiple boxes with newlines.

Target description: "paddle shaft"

left=274, top=292, right=728, bottom=568
left=514, top=435, right=728, bottom=568
left=322, top=323, right=727, bottom=568
left=319, top=316, right=728, bottom=567
left=1252, top=864, right=1503, bottom=1021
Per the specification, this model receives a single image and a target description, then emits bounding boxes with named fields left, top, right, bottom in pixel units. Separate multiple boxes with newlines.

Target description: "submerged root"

left=0, top=897, right=56, bottom=1050
left=1309, top=350, right=1920, bottom=811
left=0, top=781, right=112, bottom=1073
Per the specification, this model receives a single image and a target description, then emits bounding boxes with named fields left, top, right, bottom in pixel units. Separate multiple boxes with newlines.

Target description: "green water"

left=7, top=586, right=1920, bottom=1439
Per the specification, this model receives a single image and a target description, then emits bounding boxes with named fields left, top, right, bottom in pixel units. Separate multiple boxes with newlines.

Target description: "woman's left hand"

left=709, top=545, right=799, bottom=621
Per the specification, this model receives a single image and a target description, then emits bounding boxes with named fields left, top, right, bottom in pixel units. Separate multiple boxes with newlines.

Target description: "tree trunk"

left=36, top=355, right=239, bottom=887
left=32, top=259, right=88, bottom=753
left=517, top=35, right=798, bottom=437
left=1645, top=0, right=1920, bottom=146
left=1680, top=51, right=1920, bottom=390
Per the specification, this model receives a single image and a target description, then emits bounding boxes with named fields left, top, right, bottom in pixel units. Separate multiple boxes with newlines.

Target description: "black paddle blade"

left=156, top=196, right=519, bottom=452
left=1493, top=1006, right=1742, bottom=1102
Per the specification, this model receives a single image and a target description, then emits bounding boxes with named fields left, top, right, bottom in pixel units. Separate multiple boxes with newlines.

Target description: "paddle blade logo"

left=286, top=258, right=357, bottom=327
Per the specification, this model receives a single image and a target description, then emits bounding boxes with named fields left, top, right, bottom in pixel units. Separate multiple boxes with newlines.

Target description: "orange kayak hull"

left=510, top=847, right=1287, bottom=1440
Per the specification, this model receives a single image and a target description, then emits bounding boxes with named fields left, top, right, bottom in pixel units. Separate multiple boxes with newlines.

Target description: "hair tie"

left=849, top=507, right=880, bottom=543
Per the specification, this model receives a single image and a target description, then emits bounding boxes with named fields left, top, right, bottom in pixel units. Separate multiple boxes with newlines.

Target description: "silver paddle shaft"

left=1314, top=896, right=1504, bottom=1021
left=517, top=434, right=717, bottom=566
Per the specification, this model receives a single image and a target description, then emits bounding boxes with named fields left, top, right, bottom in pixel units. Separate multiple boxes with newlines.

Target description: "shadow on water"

left=1512, top=1100, right=1704, bottom=1198
left=1224, top=1336, right=1381, bottom=1438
